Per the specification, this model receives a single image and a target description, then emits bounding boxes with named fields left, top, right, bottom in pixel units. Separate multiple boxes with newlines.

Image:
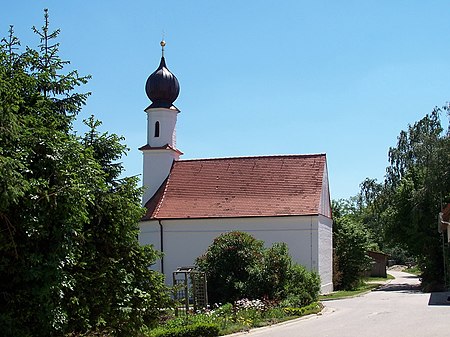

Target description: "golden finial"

left=160, top=40, right=166, bottom=57
left=160, top=29, right=166, bottom=58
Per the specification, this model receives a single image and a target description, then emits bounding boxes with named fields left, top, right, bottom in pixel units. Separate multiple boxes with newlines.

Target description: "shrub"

left=196, top=232, right=321, bottom=306
left=282, top=264, right=320, bottom=307
left=245, top=243, right=292, bottom=300
left=283, top=302, right=322, bottom=316
left=195, top=232, right=264, bottom=303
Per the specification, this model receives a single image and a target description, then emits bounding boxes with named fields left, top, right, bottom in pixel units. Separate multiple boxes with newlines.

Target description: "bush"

left=282, top=264, right=320, bottom=307
left=283, top=302, right=322, bottom=316
left=196, top=231, right=320, bottom=305
left=245, top=243, right=292, bottom=300
left=149, top=323, right=220, bottom=337
left=195, top=232, right=264, bottom=303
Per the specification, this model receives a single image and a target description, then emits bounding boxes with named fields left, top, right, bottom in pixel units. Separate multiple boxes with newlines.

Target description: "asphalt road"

left=241, top=270, right=450, bottom=337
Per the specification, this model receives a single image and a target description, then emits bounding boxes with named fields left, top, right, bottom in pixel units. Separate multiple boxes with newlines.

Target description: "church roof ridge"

left=178, top=153, right=326, bottom=163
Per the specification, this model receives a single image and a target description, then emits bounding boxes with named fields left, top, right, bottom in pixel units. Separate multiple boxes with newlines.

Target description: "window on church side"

left=154, top=121, right=160, bottom=137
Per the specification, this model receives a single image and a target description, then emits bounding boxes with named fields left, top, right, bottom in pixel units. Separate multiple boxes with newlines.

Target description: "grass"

left=404, top=266, right=421, bottom=276
left=319, top=273, right=395, bottom=301
left=319, top=283, right=381, bottom=301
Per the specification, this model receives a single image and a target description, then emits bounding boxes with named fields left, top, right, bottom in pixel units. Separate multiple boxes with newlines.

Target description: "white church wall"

left=318, top=215, right=333, bottom=293
left=139, top=221, right=162, bottom=271
left=139, top=216, right=331, bottom=292
left=141, top=150, right=175, bottom=204
left=141, top=106, right=181, bottom=204
left=319, top=162, right=332, bottom=218
left=146, top=108, right=178, bottom=147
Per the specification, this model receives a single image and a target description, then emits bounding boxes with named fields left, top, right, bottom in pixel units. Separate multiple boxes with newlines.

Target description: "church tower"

left=140, top=41, right=182, bottom=204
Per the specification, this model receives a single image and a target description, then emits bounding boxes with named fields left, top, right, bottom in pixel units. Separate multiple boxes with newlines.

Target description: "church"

left=138, top=41, right=333, bottom=293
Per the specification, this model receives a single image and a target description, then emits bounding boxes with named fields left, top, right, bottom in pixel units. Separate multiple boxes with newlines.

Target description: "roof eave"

left=142, top=213, right=323, bottom=222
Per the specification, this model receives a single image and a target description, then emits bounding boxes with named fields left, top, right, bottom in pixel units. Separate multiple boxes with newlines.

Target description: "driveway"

left=243, top=270, right=450, bottom=337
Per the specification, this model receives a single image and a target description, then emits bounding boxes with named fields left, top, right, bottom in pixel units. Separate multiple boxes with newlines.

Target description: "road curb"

left=224, top=305, right=327, bottom=336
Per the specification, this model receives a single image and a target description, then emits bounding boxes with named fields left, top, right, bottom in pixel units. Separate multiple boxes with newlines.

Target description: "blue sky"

left=2, top=1, right=450, bottom=200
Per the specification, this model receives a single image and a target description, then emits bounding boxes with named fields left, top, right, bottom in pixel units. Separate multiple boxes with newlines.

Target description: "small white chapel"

left=138, top=41, right=333, bottom=293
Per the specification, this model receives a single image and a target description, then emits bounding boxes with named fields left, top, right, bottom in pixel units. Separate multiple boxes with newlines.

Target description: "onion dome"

left=145, top=40, right=180, bottom=109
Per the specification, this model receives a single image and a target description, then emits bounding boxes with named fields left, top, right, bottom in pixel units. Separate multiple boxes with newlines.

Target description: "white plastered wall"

left=146, top=107, right=178, bottom=147
left=318, top=215, right=333, bottom=293
left=141, top=149, right=177, bottom=204
left=139, top=215, right=334, bottom=292
left=141, top=107, right=180, bottom=204
left=319, top=161, right=332, bottom=218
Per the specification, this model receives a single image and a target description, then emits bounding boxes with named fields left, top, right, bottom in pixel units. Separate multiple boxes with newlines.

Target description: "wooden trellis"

left=173, top=266, right=208, bottom=316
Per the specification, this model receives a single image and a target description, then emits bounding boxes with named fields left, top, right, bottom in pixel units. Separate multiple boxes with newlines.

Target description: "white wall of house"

left=139, top=215, right=333, bottom=294
left=141, top=149, right=178, bottom=204
left=319, top=163, right=332, bottom=218
left=318, top=215, right=333, bottom=293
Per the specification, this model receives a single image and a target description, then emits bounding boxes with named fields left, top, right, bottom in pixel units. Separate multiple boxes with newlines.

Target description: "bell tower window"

left=154, top=121, right=160, bottom=137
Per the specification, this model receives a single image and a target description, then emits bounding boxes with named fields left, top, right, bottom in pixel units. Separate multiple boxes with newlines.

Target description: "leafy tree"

left=334, top=217, right=372, bottom=290
left=0, top=10, right=168, bottom=337
left=380, top=109, right=450, bottom=290
left=357, top=178, right=386, bottom=249
left=351, top=108, right=450, bottom=290
left=332, top=200, right=372, bottom=290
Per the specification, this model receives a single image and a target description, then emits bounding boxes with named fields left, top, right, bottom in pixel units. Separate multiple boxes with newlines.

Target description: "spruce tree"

left=0, top=10, right=168, bottom=337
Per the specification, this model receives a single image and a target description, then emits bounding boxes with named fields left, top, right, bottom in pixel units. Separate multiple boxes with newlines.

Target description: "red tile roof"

left=144, top=154, right=328, bottom=220
left=443, top=204, right=450, bottom=223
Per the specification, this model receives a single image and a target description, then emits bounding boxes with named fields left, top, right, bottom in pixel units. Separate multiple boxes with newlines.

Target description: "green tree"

left=63, top=116, right=169, bottom=335
left=380, top=109, right=450, bottom=290
left=0, top=10, right=168, bottom=337
left=332, top=200, right=372, bottom=290
left=1, top=19, right=91, bottom=334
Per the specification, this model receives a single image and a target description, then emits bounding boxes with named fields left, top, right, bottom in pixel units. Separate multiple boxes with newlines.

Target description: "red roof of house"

left=443, top=204, right=450, bottom=222
left=143, top=154, right=329, bottom=220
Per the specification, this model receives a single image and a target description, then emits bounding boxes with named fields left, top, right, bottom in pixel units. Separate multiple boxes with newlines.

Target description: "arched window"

left=154, top=121, right=160, bottom=137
